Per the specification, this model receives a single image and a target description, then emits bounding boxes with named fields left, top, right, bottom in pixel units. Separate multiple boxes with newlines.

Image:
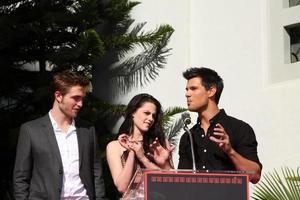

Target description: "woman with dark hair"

left=106, top=93, right=174, bottom=193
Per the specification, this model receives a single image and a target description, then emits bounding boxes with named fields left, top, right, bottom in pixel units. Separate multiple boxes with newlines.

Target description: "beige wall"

left=107, top=0, right=300, bottom=174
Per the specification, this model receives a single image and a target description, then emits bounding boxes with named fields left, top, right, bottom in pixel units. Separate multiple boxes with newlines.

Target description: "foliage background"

left=0, top=0, right=181, bottom=199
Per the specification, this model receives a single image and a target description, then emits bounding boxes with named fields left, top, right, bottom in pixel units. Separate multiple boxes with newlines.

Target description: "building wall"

left=98, top=0, right=300, bottom=174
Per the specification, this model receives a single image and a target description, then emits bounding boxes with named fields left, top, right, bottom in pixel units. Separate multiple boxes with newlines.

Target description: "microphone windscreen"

left=181, top=112, right=191, bottom=125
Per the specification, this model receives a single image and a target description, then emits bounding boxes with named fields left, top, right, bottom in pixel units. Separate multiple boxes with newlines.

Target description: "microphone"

left=181, top=112, right=191, bottom=126
left=181, top=112, right=196, bottom=172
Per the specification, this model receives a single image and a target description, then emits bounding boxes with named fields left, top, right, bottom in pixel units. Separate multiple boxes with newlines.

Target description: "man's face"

left=185, top=77, right=211, bottom=112
left=55, top=85, right=86, bottom=119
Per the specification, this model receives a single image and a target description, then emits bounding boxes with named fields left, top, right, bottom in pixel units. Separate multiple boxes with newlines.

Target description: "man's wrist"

left=226, top=148, right=235, bottom=157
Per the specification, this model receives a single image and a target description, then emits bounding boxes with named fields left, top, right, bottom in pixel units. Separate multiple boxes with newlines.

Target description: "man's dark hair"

left=183, top=67, right=224, bottom=104
left=51, top=70, right=90, bottom=96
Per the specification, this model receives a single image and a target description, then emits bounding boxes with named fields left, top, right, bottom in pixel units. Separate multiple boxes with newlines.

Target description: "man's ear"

left=54, top=91, right=62, bottom=102
left=208, top=86, right=217, bottom=98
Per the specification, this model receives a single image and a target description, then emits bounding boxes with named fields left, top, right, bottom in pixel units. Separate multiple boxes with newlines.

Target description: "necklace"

left=128, top=138, right=143, bottom=144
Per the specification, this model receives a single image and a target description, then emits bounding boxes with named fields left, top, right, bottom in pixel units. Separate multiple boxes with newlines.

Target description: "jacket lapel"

left=76, top=119, right=84, bottom=169
left=42, top=115, right=63, bottom=168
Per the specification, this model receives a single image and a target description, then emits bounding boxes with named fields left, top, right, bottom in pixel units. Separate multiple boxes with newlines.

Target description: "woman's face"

left=132, top=102, right=157, bottom=134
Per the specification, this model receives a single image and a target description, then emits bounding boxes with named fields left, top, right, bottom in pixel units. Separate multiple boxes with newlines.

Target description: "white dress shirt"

left=49, top=112, right=89, bottom=200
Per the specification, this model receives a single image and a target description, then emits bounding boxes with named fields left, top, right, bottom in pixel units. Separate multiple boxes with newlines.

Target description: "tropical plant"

left=163, top=107, right=187, bottom=145
left=0, top=1, right=178, bottom=199
left=252, top=167, right=300, bottom=200
left=0, top=0, right=174, bottom=126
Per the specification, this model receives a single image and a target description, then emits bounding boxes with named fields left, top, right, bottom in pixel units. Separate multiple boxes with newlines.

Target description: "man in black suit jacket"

left=13, top=70, right=105, bottom=200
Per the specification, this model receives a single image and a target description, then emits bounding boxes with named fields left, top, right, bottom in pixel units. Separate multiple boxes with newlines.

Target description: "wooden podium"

left=121, top=169, right=250, bottom=200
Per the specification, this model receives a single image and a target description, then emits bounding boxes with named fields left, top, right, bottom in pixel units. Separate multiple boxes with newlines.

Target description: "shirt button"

left=202, top=166, right=206, bottom=169
left=201, top=134, right=205, bottom=138
left=203, top=149, right=207, bottom=153
left=59, top=169, right=63, bottom=174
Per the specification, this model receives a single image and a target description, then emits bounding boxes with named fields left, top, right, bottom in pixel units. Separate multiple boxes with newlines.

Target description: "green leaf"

left=252, top=167, right=300, bottom=200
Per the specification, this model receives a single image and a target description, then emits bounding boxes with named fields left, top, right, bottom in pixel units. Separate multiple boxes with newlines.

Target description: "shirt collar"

left=48, top=111, right=76, bottom=133
left=197, top=109, right=227, bottom=125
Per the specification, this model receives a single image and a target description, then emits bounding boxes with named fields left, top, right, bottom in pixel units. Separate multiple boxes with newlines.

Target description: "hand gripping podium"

left=121, top=169, right=251, bottom=200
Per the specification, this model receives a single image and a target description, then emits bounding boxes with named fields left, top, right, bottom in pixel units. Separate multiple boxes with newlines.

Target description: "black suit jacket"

left=13, top=114, right=105, bottom=200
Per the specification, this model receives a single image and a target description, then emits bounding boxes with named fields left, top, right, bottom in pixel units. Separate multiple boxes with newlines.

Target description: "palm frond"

left=107, top=22, right=147, bottom=56
left=163, top=106, right=187, bottom=129
left=108, top=23, right=173, bottom=56
left=108, top=24, right=174, bottom=94
left=252, top=167, right=300, bottom=200
left=163, top=107, right=187, bottom=121
left=162, top=106, right=187, bottom=145
left=164, top=118, right=184, bottom=145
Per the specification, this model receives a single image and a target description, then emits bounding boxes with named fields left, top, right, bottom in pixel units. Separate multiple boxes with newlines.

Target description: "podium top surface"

left=138, top=168, right=255, bottom=175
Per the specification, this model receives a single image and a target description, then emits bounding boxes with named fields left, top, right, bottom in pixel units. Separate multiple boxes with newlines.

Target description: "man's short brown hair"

left=51, top=70, right=90, bottom=96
